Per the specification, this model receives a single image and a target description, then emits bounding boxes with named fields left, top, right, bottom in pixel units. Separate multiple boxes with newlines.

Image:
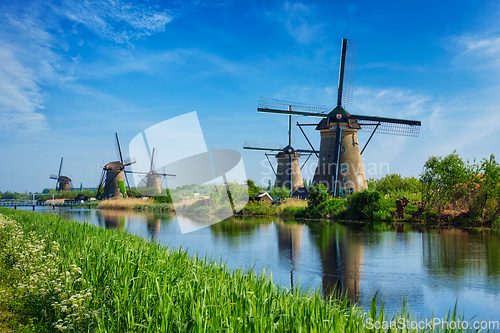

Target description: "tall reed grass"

left=97, top=198, right=174, bottom=212
left=241, top=198, right=308, bottom=217
left=0, top=208, right=485, bottom=332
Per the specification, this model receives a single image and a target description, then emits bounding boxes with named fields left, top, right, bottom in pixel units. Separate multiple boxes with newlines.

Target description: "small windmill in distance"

left=258, top=39, right=421, bottom=196
left=50, top=157, right=72, bottom=191
left=130, top=147, right=175, bottom=196
left=244, top=113, right=316, bottom=196
left=96, top=133, right=136, bottom=200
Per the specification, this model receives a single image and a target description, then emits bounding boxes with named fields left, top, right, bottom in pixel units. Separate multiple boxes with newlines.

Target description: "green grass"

left=0, top=208, right=487, bottom=332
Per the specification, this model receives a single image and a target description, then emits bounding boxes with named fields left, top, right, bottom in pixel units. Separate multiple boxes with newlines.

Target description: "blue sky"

left=0, top=0, right=499, bottom=192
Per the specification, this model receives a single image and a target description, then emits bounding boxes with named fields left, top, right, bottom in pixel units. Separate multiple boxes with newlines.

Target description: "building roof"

left=315, top=107, right=361, bottom=130
left=104, top=161, right=124, bottom=171
left=59, top=176, right=72, bottom=182
left=275, top=145, right=300, bottom=158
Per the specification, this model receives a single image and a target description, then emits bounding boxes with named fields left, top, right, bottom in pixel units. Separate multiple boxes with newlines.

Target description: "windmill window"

left=343, top=177, right=347, bottom=184
left=341, top=187, right=354, bottom=196
left=339, top=187, right=354, bottom=196
left=341, top=147, right=345, bottom=152
left=341, top=163, right=348, bottom=172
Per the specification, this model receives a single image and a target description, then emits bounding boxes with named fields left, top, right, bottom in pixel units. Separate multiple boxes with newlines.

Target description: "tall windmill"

left=131, top=147, right=175, bottom=196
left=244, top=113, right=315, bottom=195
left=50, top=157, right=72, bottom=191
left=258, top=39, right=421, bottom=196
left=96, top=133, right=135, bottom=200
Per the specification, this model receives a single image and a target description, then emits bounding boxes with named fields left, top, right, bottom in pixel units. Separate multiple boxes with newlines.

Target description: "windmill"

left=131, top=147, right=175, bottom=196
left=50, top=157, right=72, bottom=191
left=96, top=133, right=136, bottom=200
left=257, top=39, right=421, bottom=196
left=244, top=113, right=316, bottom=195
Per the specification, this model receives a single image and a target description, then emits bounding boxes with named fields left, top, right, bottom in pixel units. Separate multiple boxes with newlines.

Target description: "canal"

left=18, top=206, right=500, bottom=322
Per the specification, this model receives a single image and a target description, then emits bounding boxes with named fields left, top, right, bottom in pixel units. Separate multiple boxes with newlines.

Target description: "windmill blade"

left=123, top=169, right=133, bottom=198
left=340, top=39, right=358, bottom=107
left=115, top=132, right=124, bottom=164
left=50, top=174, right=59, bottom=180
left=258, top=97, right=329, bottom=115
left=126, top=171, right=150, bottom=175
left=244, top=142, right=314, bottom=154
left=155, top=172, right=176, bottom=177
left=127, top=170, right=176, bottom=177
left=243, top=141, right=283, bottom=151
left=123, top=157, right=136, bottom=166
left=350, top=115, right=421, bottom=137
left=57, top=157, right=63, bottom=179
left=150, top=148, right=155, bottom=172
left=295, top=149, right=316, bottom=154
left=258, top=107, right=329, bottom=118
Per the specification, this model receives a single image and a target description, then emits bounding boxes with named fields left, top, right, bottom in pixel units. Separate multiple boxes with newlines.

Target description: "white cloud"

left=352, top=87, right=431, bottom=119
left=0, top=46, right=47, bottom=133
left=262, top=1, right=323, bottom=44
left=282, top=1, right=321, bottom=44
left=71, top=48, right=248, bottom=81
left=446, top=4, right=500, bottom=74
left=0, top=0, right=175, bottom=134
left=57, top=0, right=173, bottom=44
left=452, top=35, right=500, bottom=71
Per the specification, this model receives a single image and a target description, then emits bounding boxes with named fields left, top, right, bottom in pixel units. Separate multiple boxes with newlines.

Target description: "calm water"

left=19, top=206, right=500, bottom=321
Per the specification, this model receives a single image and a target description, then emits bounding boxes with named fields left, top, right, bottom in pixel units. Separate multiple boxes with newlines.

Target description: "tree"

left=307, top=184, right=330, bottom=208
left=371, top=174, right=420, bottom=195
left=270, top=186, right=290, bottom=201
left=420, top=152, right=474, bottom=216
left=245, top=179, right=261, bottom=197
left=1, top=191, right=21, bottom=200
left=471, top=155, right=500, bottom=221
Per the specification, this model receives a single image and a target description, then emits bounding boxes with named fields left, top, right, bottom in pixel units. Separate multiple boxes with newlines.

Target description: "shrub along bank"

left=240, top=185, right=399, bottom=222
left=242, top=153, right=500, bottom=226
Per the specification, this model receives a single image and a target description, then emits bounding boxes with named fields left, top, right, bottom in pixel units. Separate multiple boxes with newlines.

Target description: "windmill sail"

left=258, top=98, right=421, bottom=137
left=341, top=39, right=358, bottom=107
left=258, top=97, right=329, bottom=114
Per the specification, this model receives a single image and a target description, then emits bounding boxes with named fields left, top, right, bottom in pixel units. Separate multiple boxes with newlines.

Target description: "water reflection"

left=146, top=215, right=161, bottom=240
left=309, top=223, right=364, bottom=301
left=423, top=228, right=500, bottom=282
left=98, top=210, right=127, bottom=230
left=275, top=220, right=305, bottom=290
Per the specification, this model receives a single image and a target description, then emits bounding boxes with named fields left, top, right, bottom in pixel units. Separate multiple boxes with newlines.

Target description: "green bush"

left=405, top=203, right=418, bottom=216
left=369, top=174, right=420, bottom=195
left=373, top=210, right=392, bottom=221
left=493, top=216, right=500, bottom=226
left=281, top=206, right=307, bottom=217
left=241, top=204, right=279, bottom=216
left=346, top=190, right=384, bottom=220
left=310, top=199, right=346, bottom=218
left=307, top=184, right=330, bottom=208
left=154, top=195, right=172, bottom=203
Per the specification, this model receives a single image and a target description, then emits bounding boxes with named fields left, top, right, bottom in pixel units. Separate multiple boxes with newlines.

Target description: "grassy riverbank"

left=96, top=198, right=174, bottom=212
left=0, top=208, right=481, bottom=332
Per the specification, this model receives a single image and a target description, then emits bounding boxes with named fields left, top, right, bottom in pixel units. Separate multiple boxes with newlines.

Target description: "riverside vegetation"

left=0, top=208, right=483, bottom=332
left=242, top=153, right=500, bottom=227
